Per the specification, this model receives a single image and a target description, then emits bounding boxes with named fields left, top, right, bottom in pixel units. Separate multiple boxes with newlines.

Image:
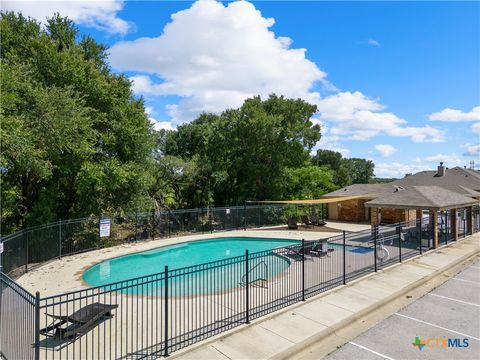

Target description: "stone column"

left=451, top=209, right=458, bottom=241
left=416, top=209, right=422, bottom=222
left=429, top=209, right=439, bottom=249
left=370, top=208, right=380, bottom=226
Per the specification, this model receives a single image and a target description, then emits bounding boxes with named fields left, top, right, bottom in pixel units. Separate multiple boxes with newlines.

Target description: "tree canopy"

left=0, top=12, right=154, bottom=233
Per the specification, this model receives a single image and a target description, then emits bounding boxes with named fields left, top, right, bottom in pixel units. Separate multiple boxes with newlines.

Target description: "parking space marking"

left=395, top=313, right=480, bottom=341
left=348, top=341, right=396, bottom=360
left=451, top=277, right=479, bottom=285
left=427, top=293, right=480, bottom=307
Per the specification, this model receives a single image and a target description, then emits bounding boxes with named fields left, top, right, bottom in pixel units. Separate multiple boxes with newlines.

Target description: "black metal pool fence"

left=0, top=206, right=479, bottom=360
left=0, top=204, right=326, bottom=278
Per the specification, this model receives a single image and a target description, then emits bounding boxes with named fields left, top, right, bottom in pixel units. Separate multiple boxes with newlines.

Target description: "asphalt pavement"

left=324, top=259, right=480, bottom=360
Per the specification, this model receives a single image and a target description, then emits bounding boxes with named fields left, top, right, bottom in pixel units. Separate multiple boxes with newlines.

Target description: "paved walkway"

left=170, top=234, right=480, bottom=360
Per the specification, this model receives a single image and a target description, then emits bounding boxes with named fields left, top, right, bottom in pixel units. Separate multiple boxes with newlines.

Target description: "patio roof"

left=364, top=186, right=478, bottom=210
left=250, top=194, right=372, bottom=205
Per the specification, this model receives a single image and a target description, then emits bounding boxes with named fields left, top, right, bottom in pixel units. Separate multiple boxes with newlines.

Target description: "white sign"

left=226, top=209, right=231, bottom=214
left=99, top=218, right=111, bottom=238
left=0, top=242, right=3, bottom=254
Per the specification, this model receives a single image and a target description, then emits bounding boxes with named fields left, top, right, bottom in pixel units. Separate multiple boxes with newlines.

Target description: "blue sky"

left=4, top=0, right=480, bottom=177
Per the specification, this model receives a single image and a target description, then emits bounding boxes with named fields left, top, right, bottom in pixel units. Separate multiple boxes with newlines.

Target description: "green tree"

left=340, top=158, right=375, bottom=184
left=0, top=12, right=154, bottom=233
left=164, top=95, right=321, bottom=206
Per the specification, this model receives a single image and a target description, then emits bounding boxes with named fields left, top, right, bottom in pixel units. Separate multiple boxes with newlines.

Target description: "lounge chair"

left=311, top=242, right=334, bottom=257
left=288, top=216, right=298, bottom=230
left=40, top=302, right=118, bottom=339
left=310, top=213, right=326, bottom=226
left=285, top=243, right=315, bottom=261
left=301, top=215, right=312, bottom=228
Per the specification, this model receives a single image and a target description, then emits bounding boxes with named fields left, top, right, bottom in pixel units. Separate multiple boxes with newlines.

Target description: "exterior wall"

left=327, top=203, right=338, bottom=220
left=370, top=208, right=416, bottom=225
left=335, top=199, right=368, bottom=222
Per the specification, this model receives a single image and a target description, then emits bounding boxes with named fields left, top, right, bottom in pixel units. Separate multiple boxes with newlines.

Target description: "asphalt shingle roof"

left=364, top=186, right=477, bottom=210
left=323, top=183, right=401, bottom=198
left=393, top=167, right=480, bottom=190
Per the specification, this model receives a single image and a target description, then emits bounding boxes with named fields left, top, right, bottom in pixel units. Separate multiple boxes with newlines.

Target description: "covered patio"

left=365, top=186, right=479, bottom=249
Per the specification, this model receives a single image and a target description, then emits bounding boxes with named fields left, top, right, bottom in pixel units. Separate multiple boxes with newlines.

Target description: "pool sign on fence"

left=99, top=218, right=111, bottom=237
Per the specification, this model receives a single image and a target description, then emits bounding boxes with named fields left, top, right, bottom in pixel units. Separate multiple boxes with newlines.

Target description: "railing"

left=0, top=209, right=479, bottom=359
left=0, top=272, right=37, bottom=360
left=0, top=204, right=327, bottom=279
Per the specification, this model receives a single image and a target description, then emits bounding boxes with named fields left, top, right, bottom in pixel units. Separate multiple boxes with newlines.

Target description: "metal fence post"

left=418, top=219, right=423, bottom=255
left=151, top=209, right=155, bottom=240
left=135, top=211, right=138, bottom=241
left=25, top=227, right=29, bottom=274
left=302, top=238, right=305, bottom=301
left=243, top=202, right=247, bottom=231
left=34, top=291, right=40, bottom=360
left=245, top=250, right=250, bottom=324
left=374, top=225, right=378, bottom=272
left=343, top=231, right=346, bottom=285
left=59, top=220, right=62, bottom=258
left=398, top=224, right=402, bottom=262
left=164, top=266, right=169, bottom=357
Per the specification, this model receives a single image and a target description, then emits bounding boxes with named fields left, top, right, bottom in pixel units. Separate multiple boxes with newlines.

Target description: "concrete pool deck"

left=17, top=221, right=368, bottom=296
left=169, top=233, right=480, bottom=360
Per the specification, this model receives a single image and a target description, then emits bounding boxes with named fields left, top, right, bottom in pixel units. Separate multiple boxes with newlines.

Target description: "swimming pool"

left=83, top=237, right=300, bottom=295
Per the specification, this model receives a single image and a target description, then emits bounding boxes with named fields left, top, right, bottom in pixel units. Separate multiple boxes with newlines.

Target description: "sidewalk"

left=171, top=234, right=480, bottom=360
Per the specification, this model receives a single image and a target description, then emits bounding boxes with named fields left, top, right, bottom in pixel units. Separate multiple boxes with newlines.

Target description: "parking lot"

left=325, top=259, right=480, bottom=360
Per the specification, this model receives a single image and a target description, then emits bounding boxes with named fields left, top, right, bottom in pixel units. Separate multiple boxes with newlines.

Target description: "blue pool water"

left=83, top=237, right=300, bottom=295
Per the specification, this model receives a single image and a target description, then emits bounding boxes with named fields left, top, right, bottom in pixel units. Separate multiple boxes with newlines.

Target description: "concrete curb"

left=271, top=241, right=480, bottom=360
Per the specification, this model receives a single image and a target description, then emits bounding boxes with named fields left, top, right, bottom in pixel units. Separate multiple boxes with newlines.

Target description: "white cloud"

left=152, top=121, right=175, bottom=132
left=317, top=91, right=445, bottom=143
left=464, top=144, right=480, bottom=157
left=367, top=39, right=381, bottom=47
left=2, top=0, right=131, bottom=34
left=424, top=153, right=462, bottom=165
left=148, top=116, right=175, bottom=132
left=375, top=162, right=430, bottom=178
left=110, top=0, right=325, bottom=124
left=375, top=144, right=397, bottom=157
left=472, top=123, right=480, bottom=135
left=110, top=0, right=445, bottom=145
left=312, top=121, right=350, bottom=157
left=428, top=106, right=480, bottom=122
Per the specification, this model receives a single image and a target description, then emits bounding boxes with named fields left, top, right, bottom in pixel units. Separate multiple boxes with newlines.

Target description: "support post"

left=374, top=225, right=378, bottom=272
left=418, top=218, right=423, bottom=255
left=34, top=291, right=40, bottom=360
left=430, top=209, right=439, bottom=249
left=451, top=209, right=458, bottom=241
left=444, top=211, right=448, bottom=244
left=243, top=201, right=247, bottom=231
left=151, top=209, right=155, bottom=240
left=59, top=220, right=62, bottom=258
left=164, top=266, right=169, bottom=357
left=343, top=231, right=346, bottom=285
left=245, top=250, right=250, bottom=324
left=467, top=206, right=474, bottom=235
left=398, top=224, right=402, bottom=262
left=135, top=211, right=138, bottom=241
left=302, top=238, right=305, bottom=301
left=25, top=227, right=29, bottom=274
